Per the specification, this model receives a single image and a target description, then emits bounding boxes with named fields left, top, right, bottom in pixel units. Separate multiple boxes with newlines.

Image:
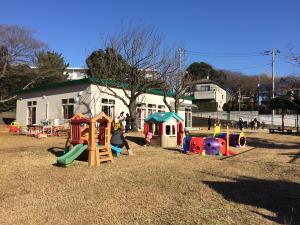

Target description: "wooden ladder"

left=97, top=145, right=113, bottom=163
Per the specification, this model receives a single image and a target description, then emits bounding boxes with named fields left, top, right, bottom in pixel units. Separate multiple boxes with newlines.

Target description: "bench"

left=269, top=128, right=293, bottom=134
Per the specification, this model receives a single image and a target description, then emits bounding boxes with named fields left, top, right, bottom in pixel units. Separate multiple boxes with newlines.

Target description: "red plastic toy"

left=189, top=137, right=204, bottom=154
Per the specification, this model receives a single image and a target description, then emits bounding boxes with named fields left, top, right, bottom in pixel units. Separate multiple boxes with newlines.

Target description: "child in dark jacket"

left=110, top=128, right=134, bottom=155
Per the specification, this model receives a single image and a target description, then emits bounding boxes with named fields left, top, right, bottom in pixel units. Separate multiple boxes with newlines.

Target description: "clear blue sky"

left=1, top=0, right=299, bottom=76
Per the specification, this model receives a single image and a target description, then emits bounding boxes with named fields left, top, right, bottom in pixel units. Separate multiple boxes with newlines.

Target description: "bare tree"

left=0, top=25, right=45, bottom=78
left=162, top=60, right=193, bottom=113
left=289, top=52, right=300, bottom=67
left=91, top=25, right=174, bottom=131
left=0, top=25, right=46, bottom=103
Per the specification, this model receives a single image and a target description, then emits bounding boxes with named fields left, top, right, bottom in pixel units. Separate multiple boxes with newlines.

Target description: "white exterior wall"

left=194, top=83, right=227, bottom=111
left=16, top=81, right=193, bottom=129
left=16, top=83, right=91, bottom=126
left=215, top=86, right=227, bottom=111
left=90, top=84, right=192, bottom=126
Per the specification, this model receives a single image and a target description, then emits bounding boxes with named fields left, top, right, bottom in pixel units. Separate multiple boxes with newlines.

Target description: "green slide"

left=57, top=144, right=88, bottom=166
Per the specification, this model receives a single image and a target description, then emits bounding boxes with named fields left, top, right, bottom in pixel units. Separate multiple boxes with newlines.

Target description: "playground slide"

left=57, top=144, right=88, bottom=165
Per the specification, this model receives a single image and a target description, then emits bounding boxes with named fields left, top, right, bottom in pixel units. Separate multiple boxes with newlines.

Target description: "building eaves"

left=16, top=77, right=193, bottom=101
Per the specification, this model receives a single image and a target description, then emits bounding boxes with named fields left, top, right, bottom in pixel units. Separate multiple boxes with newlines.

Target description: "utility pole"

left=238, top=88, right=241, bottom=118
left=178, top=48, right=185, bottom=72
left=272, top=49, right=275, bottom=99
left=257, top=76, right=260, bottom=110
left=272, top=48, right=275, bottom=125
left=264, top=48, right=279, bottom=125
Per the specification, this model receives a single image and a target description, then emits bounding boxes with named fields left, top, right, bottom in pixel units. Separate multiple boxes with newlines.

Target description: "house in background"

left=190, top=79, right=230, bottom=111
left=16, top=78, right=194, bottom=130
left=30, top=66, right=88, bottom=80
left=65, top=67, right=88, bottom=80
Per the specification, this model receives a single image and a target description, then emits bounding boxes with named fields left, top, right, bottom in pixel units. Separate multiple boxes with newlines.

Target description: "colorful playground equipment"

left=183, top=126, right=238, bottom=156
left=189, top=137, right=204, bottom=154
left=214, top=125, right=246, bottom=148
left=144, top=112, right=184, bottom=148
left=57, top=112, right=113, bottom=166
left=8, top=121, right=20, bottom=133
left=183, top=136, right=228, bottom=156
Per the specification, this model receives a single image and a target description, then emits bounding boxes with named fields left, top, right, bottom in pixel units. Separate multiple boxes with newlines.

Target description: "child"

left=144, top=130, right=153, bottom=147
left=111, top=127, right=134, bottom=155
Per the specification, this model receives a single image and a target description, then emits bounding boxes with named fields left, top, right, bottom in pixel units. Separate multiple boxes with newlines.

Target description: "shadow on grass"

left=247, top=137, right=300, bottom=150
left=278, top=151, right=300, bottom=163
left=47, top=147, right=65, bottom=157
left=126, top=136, right=145, bottom=146
left=203, top=176, right=300, bottom=224
left=163, top=147, right=182, bottom=153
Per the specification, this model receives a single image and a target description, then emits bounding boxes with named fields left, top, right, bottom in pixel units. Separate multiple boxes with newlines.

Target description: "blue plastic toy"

left=183, top=136, right=192, bottom=153
left=111, top=145, right=122, bottom=157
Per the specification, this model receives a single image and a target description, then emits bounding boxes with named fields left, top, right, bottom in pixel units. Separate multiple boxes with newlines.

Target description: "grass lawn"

left=0, top=127, right=299, bottom=225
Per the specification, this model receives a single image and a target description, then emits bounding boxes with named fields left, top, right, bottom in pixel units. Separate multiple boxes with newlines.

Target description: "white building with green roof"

left=16, top=78, right=194, bottom=129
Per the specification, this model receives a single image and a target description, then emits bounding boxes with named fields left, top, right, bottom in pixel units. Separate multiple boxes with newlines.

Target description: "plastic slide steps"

left=57, top=144, right=88, bottom=165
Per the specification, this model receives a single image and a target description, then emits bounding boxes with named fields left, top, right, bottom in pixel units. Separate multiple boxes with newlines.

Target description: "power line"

left=228, top=63, right=272, bottom=71
left=185, top=50, right=265, bottom=57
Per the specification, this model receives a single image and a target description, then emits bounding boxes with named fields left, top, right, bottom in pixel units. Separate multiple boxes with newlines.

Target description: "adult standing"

left=125, top=113, right=131, bottom=133
left=238, top=118, right=243, bottom=131
left=117, top=111, right=125, bottom=130
left=208, top=116, right=212, bottom=130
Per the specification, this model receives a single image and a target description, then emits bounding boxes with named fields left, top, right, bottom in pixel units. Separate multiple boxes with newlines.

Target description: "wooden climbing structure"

left=68, top=112, right=113, bottom=166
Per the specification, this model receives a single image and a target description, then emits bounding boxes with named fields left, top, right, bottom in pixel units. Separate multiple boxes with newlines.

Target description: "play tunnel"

left=215, top=132, right=246, bottom=147
left=182, top=137, right=227, bottom=155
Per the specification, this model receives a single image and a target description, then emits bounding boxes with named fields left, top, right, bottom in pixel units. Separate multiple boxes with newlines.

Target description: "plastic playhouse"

left=144, top=112, right=184, bottom=148
left=57, top=112, right=113, bottom=166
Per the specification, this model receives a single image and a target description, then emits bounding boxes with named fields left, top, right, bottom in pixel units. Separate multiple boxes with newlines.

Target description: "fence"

left=192, top=111, right=299, bottom=128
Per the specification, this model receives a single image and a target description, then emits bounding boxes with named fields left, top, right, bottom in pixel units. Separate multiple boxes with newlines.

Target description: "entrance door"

left=28, top=107, right=36, bottom=125
left=137, top=108, right=146, bottom=129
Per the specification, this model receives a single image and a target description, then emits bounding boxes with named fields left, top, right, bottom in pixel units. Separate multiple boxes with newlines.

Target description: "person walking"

left=208, top=116, right=212, bottom=130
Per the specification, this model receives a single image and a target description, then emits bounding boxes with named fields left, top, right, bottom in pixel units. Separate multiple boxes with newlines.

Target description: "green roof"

left=144, top=112, right=183, bottom=123
left=15, top=78, right=91, bottom=94
left=17, top=77, right=193, bottom=100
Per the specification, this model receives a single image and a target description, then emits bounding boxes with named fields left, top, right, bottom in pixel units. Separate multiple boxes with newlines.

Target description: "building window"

left=185, top=108, right=192, bottom=127
left=101, top=98, right=115, bottom=118
left=158, top=105, right=165, bottom=112
left=62, top=98, right=75, bottom=119
left=27, top=101, right=37, bottom=125
left=147, top=104, right=156, bottom=116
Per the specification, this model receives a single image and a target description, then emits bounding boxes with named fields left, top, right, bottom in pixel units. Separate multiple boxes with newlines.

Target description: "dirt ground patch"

left=0, top=127, right=300, bottom=225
